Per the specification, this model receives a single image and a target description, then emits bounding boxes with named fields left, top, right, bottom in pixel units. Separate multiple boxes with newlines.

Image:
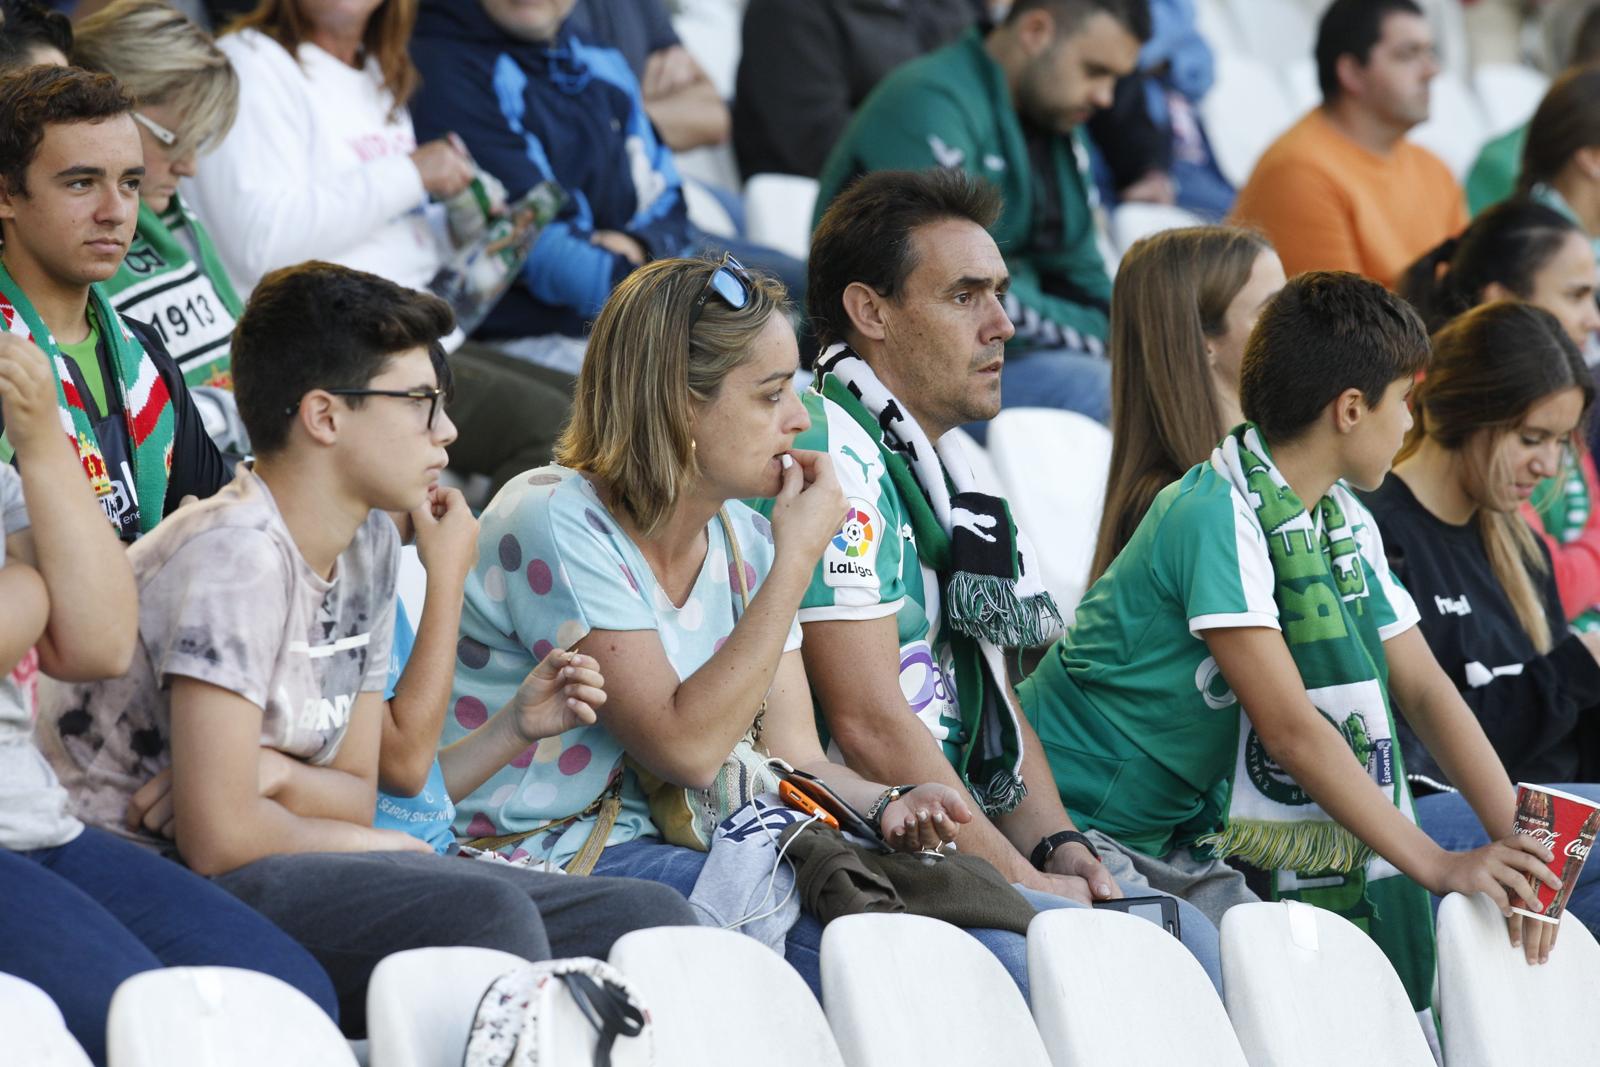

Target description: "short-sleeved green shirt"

left=755, top=386, right=969, bottom=763
left=1016, top=461, right=1419, bottom=857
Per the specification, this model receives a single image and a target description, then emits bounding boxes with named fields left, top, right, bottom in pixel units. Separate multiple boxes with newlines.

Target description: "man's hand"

left=506, top=647, right=606, bottom=743
left=1043, top=840, right=1121, bottom=900
left=642, top=45, right=700, bottom=100
left=590, top=230, right=648, bottom=265
left=1119, top=169, right=1176, bottom=205
left=411, top=484, right=478, bottom=587
left=0, top=335, right=64, bottom=454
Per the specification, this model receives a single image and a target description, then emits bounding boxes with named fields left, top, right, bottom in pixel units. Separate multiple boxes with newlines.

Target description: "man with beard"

left=1230, top=0, right=1466, bottom=287
left=756, top=168, right=1225, bottom=986
left=812, top=0, right=1147, bottom=431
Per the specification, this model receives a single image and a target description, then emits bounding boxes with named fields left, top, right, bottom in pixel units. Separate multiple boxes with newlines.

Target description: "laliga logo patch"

left=832, top=506, right=875, bottom=558
left=826, top=500, right=878, bottom=584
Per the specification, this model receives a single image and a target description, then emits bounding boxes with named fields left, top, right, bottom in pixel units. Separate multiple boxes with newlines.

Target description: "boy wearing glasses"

left=40, top=260, right=694, bottom=1033
left=0, top=65, right=229, bottom=540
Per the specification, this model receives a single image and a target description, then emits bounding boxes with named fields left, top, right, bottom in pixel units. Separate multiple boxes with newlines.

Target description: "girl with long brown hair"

left=1090, top=226, right=1283, bottom=581
left=1365, top=300, right=1600, bottom=933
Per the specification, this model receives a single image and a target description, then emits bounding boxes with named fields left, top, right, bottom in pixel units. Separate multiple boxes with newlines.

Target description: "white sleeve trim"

left=1188, top=611, right=1281, bottom=637
left=798, top=599, right=905, bottom=624
left=1378, top=613, right=1420, bottom=642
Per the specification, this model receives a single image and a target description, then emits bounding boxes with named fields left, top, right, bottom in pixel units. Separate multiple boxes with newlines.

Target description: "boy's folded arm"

left=256, top=692, right=382, bottom=823
left=1204, top=625, right=1450, bottom=888
left=168, top=678, right=411, bottom=875
left=1382, top=625, right=1517, bottom=837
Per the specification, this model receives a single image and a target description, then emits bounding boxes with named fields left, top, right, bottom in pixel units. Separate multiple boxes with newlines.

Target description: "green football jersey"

left=1017, top=461, right=1419, bottom=857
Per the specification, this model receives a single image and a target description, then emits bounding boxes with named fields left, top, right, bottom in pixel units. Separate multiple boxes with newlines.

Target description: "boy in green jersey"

left=1019, top=271, right=1565, bottom=1011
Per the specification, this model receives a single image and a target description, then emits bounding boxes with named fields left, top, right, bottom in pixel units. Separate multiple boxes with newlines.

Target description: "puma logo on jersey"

left=1434, top=594, right=1471, bottom=617
left=928, top=135, right=965, bottom=169
left=839, top=444, right=876, bottom=483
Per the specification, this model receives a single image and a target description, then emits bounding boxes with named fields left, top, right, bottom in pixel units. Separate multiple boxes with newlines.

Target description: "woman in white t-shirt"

left=188, top=0, right=472, bottom=293
left=190, top=0, right=580, bottom=496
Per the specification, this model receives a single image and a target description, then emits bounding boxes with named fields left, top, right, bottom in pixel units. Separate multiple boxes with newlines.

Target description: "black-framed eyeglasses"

left=286, top=387, right=446, bottom=430
left=690, top=253, right=752, bottom=326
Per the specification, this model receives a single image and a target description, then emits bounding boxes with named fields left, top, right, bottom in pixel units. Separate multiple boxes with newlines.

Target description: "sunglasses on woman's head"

left=690, top=253, right=752, bottom=326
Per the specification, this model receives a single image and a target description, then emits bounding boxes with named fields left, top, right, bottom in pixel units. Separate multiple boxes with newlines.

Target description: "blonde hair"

left=557, top=257, right=789, bottom=535
left=73, top=0, right=239, bottom=160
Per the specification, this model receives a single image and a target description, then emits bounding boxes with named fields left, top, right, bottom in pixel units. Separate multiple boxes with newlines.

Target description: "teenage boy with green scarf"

left=755, top=168, right=1224, bottom=985
left=1019, top=270, right=1565, bottom=1017
left=0, top=65, right=227, bottom=540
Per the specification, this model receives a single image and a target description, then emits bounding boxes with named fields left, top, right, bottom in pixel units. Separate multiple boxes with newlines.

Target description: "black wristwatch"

left=1031, top=829, right=1101, bottom=871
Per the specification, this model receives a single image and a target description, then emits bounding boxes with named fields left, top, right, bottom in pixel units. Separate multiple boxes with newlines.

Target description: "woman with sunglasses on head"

left=74, top=0, right=248, bottom=448
left=1400, top=198, right=1600, bottom=633
left=1364, top=300, right=1600, bottom=933
left=440, top=256, right=1083, bottom=995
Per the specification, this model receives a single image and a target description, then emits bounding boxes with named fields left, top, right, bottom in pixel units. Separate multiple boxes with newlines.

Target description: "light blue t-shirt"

left=373, top=603, right=458, bottom=853
left=445, top=465, right=801, bottom=869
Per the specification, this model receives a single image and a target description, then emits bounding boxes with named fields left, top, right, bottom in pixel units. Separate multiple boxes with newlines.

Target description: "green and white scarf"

left=0, top=260, right=174, bottom=537
left=1198, top=425, right=1436, bottom=1010
left=1530, top=444, right=1600, bottom=632
left=107, top=196, right=243, bottom=390
left=815, top=344, right=1064, bottom=815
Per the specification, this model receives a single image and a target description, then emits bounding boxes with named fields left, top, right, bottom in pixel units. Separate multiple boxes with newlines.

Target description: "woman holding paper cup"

left=1365, top=300, right=1600, bottom=940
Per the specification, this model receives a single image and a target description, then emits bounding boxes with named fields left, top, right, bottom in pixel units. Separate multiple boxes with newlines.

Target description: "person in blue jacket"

left=409, top=0, right=804, bottom=373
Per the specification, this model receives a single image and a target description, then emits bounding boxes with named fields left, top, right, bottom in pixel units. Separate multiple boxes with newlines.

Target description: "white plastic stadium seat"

left=365, top=946, right=529, bottom=1067
left=108, top=967, right=357, bottom=1067
left=1410, top=72, right=1491, bottom=179
left=1224, top=0, right=1316, bottom=67
left=1028, top=909, right=1248, bottom=1067
left=1201, top=55, right=1301, bottom=187
left=1473, top=63, right=1549, bottom=138
left=1194, top=0, right=1246, bottom=60
left=1282, top=56, right=1320, bottom=114
left=742, top=173, right=820, bottom=262
left=668, top=0, right=743, bottom=101
left=680, top=179, right=739, bottom=239
left=610, top=926, right=846, bottom=1067
left=396, top=544, right=427, bottom=630
left=1221, top=901, right=1434, bottom=1067
left=986, top=408, right=1112, bottom=626
left=1111, top=202, right=1205, bottom=259
left=1437, top=891, right=1600, bottom=1067
left=0, top=972, right=92, bottom=1067
left=821, top=914, right=1051, bottom=1067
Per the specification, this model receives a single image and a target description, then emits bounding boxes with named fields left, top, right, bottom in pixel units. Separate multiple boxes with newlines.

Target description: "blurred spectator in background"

left=1231, top=0, right=1466, bottom=287
left=0, top=0, right=69, bottom=67
left=409, top=0, right=805, bottom=376
left=1517, top=64, right=1600, bottom=264
left=566, top=0, right=729, bottom=152
left=1086, top=0, right=1234, bottom=220
left=1465, top=2, right=1600, bottom=216
left=814, top=0, right=1150, bottom=431
left=732, top=0, right=984, bottom=180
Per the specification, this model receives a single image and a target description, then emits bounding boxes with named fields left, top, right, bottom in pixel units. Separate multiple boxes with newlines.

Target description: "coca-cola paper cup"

left=1511, top=783, right=1600, bottom=925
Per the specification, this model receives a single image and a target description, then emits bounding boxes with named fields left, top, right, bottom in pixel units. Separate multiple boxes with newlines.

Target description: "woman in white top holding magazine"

left=188, top=0, right=572, bottom=494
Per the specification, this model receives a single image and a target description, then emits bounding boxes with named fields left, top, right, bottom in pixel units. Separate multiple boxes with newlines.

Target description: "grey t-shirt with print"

left=39, top=465, right=397, bottom=846
left=0, top=464, right=83, bottom=851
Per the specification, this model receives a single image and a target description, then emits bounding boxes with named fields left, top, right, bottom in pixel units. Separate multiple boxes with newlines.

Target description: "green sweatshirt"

left=815, top=28, right=1113, bottom=352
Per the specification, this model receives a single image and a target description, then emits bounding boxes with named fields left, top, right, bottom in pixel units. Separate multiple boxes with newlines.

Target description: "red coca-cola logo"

left=1520, top=826, right=1560, bottom=851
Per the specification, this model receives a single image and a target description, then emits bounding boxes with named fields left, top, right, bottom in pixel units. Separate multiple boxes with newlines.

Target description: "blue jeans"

left=1417, top=786, right=1600, bottom=934
left=591, top=839, right=1221, bottom=1000
left=964, top=348, right=1112, bottom=446
left=0, top=827, right=336, bottom=1066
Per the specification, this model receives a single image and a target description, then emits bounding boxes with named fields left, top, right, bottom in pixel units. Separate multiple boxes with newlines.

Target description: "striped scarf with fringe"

left=1199, top=424, right=1436, bottom=1010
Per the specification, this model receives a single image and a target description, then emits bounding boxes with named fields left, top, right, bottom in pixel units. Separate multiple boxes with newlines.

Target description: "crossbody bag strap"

left=716, top=507, right=768, bottom=744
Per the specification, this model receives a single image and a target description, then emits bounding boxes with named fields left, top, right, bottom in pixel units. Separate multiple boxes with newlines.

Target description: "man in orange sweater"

left=1230, top=0, right=1465, bottom=288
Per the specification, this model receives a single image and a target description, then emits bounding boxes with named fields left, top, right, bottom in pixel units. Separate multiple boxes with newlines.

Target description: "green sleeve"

left=814, top=80, right=984, bottom=227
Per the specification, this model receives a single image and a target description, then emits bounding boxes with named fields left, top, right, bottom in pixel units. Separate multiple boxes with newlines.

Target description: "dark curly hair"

left=0, top=64, right=132, bottom=199
left=0, top=0, right=72, bottom=74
